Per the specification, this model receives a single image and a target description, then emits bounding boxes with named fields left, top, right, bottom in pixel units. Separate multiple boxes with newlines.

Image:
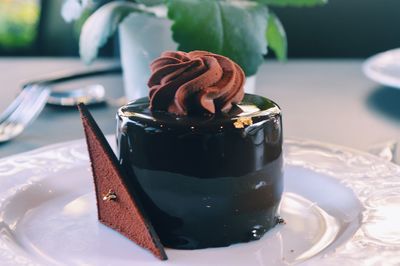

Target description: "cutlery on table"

left=0, top=66, right=122, bottom=143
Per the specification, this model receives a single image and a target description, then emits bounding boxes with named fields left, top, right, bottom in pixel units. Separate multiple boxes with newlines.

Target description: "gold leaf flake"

left=102, top=189, right=117, bottom=201
left=234, top=117, right=253, bottom=128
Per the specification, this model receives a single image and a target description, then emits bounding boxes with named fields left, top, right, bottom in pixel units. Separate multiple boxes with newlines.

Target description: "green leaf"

left=61, top=0, right=91, bottom=23
left=266, top=12, right=287, bottom=61
left=135, top=0, right=165, bottom=6
left=167, top=0, right=268, bottom=76
left=79, top=1, right=152, bottom=64
left=252, top=0, right=327, bottom=7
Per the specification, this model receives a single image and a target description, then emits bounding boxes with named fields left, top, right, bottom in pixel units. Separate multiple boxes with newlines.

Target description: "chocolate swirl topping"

left=148, top=51, right=245, bottom=115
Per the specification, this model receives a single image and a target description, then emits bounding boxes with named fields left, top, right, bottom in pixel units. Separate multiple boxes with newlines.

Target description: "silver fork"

left=0, top=66, right=122, bottom=143
left=0, top=85, right=50, bottom=143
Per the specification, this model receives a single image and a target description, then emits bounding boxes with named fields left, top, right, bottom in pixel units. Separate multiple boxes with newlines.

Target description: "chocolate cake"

left=116, top=51, right=284, bottom=249
left=78, top=103, right=167, bottom=260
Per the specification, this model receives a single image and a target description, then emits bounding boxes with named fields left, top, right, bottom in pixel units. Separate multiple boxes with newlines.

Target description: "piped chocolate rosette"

left=80, top=50, right=284, bottom=254
left=148, top=51, right=245, bottom=115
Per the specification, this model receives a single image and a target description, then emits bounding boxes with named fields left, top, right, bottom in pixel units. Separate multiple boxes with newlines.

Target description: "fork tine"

left=0, top=89, right=39, bottom=141
left=0, top=89, right=47, bottom=142
left=20, top=86, right=50, bottom=125
left=0, top=85, right=50, bottom=143
left=0, top=86, right=37, bottom=124
left=3, top=86, right=44, bottom=123
left=10, top=86, right=50, bottom=125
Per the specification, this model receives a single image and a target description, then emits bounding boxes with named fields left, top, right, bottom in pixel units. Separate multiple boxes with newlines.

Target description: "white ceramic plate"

left=0, top=137, right=399, bottom=266
left=363, top=48, right=400, bottom=88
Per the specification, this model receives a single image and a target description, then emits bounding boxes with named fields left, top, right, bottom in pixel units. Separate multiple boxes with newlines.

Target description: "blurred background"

left=1, top=0, right=399, bottom=58
left=0, top=0, right=114, bottom=57
left=0, top=0, right=399, bottom=161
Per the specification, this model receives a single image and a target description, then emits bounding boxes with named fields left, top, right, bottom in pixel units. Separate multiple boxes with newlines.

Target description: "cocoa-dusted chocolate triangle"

left=78, top=103, right=167, bottom=260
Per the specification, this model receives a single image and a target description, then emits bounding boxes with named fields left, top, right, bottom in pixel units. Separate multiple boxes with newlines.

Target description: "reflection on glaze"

left=117, top=94, right=284, bottom=249
left=131, top=156, right=283, bottom=249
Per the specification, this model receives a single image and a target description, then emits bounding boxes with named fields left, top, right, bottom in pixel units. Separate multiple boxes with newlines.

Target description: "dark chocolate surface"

left=117, top=94, right=283, bottom=249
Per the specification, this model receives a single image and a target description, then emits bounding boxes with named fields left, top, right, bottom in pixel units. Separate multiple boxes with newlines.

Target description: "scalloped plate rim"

left=0, top=136, right=399, bottom=266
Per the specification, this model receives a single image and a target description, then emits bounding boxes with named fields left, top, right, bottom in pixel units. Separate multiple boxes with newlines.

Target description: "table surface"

left=0, top=58, right=399, bottom=158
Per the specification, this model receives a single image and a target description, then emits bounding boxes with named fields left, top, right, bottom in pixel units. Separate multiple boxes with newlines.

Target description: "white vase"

left=119, top=12, right=256, bottom=101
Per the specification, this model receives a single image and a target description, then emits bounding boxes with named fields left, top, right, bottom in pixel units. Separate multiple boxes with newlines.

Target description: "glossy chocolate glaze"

left=116, top=94, right=283, bottom=249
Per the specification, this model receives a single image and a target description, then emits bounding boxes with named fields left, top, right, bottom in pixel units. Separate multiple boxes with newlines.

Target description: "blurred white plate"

left=363, top=48, right=400, bottom=88
left=0, top=137, right=399, bottom=265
